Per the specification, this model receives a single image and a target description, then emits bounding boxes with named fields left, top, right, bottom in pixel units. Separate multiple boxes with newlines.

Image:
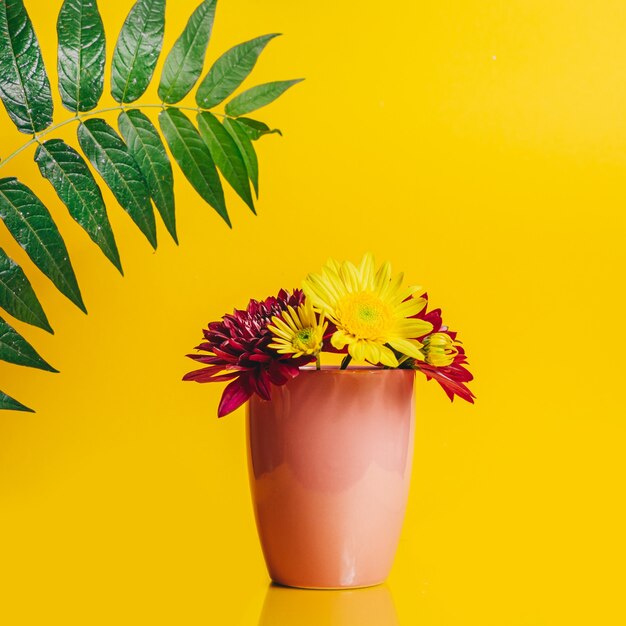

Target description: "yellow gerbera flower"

left=268, top=300, right=328, bottom=358
left=302, top=253, right=433, bottom=367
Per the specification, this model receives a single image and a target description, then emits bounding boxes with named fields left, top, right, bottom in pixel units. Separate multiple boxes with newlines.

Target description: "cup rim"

left=299, top=365, right=414, bottom=374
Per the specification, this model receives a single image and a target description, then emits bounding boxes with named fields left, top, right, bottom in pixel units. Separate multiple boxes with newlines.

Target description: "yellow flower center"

left=336, top=292, right=393, bottom=339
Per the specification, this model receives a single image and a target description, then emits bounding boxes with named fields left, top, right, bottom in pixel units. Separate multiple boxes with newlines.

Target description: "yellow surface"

left=1, top=0, right=625, bottom=624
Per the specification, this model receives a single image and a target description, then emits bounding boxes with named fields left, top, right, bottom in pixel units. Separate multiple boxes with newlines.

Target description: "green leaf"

left=0, top=390, right=34, bottom=412
left=118, top=109, right=177, bottom=243
left=158, top=0, right=217, bottom=104
left=77, top=118, right=157, bottom=249
left=57, top=0, right=106, bottom=112
left=0, top=0, right=54, bottom=133
left=197, top=112, right=254, bottom=213
left=0, top=316, right=57, bottom=372
left=234, top=116, right=282, bottom=141
left=34, top=139, right=122, bottom=273
left=225, top=79, right=303, bottom=117
left=0, top=177, right=86, bottom=313
left=223, top=118, right=258, bottom=197
left=196, top=33, right=280, bottom=109
left=159, top=108, right=229, bottom=226
left=0, top=247, right=52, bottom=333
left=110, top=0, right=165, bottom=103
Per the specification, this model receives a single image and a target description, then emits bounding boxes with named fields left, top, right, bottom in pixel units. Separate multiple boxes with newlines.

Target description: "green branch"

left=0, top=0, right=301, bottom=412
left=0, top=103, right=225, bottom=170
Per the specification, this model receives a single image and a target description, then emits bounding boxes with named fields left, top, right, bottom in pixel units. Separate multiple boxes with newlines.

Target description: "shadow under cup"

left=258, top=583, right=400, bottom=626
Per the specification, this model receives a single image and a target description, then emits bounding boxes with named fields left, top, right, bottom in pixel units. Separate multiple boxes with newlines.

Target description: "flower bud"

left=422, top=332, right=459, bottom=367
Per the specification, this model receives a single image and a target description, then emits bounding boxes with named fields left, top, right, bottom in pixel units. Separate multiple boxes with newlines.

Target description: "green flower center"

left=358, top=305, right=379, bottom=322
left=297, top=328, right=312, bottom=342
left=293, top=327, right=316, bottom=351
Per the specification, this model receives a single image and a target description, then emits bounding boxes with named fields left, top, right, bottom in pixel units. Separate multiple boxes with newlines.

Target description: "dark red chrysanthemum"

left=412, top=294, right=475, bottom=404
left=183, top=289, right=315, bottom=417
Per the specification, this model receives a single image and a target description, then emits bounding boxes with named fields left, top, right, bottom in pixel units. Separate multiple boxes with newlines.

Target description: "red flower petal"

left=249, top=353, right=272, bottom=363
left=183, top=367, right=223, bottom=382
left=185, top=288, right=311, bottom=416
left=416, top=361, right=476, bottom=403
left=218, top=378, right=254, bottom=417
left=256, top=371, right=272, bottom=401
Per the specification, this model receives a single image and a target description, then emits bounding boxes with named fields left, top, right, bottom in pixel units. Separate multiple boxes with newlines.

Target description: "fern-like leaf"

left=0, top=247, right=53, bottom=333
left=0, top=390, right=34, bottom=412
left=0, top=316, right=58, bottom=372
left=0, top=0, right=303, bottom=409
left=0, top=177, right=86, bottom=313
left=57, top=0, right=106, bottom=112
left=77, top=118, right=157, bottom=249
left=158, top=0, right=216, bottom=104
left=159, top=107, right=229, bottom=226
left=118, top=109, right=177, bottom=243
left=0, top=0, right=54, bottom=133
left=111, top=0, right=165, bottom=104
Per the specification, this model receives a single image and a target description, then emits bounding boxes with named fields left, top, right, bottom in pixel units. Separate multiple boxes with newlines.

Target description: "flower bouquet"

left=184, top=253, right=474, bottom=415
left=184, top=253, right=474, bottom=589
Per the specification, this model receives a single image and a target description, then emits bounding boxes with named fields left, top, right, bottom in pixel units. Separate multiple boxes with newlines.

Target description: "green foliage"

left=57, top=0, right=106, bottom=112
left=111, top=0, right=165, bottom=103
left=0, top=316, right=57, bottom=372
left=35, top=139, right=123, bottom=273
left=222, top=118, right=259, bottom=196
left=159, top=107, right=228, bottom=225
left=225, top=79, right=303, bottom=117
left=0, top=248, right=53, bottom=333
left=196, top=33, right=280, bottom=109
left=0, top=0, right=53, bottom=133
left=158, top=0, right=216, bottom=104
left=197, top=111, right=254, bottom=213
left=0, top=177, right=86, bottom=312
left=235, top=117, right=283, bottom=140
left=0, top=390, right=34, bottom=413
left=119, top=109, right=177, bottom=242
left=78, top=118, right=157, bottom=248
left=0, top=0, right=303, bottom=411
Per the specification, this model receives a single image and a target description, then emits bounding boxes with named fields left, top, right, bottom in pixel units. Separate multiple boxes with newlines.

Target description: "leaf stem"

left=0, top=138, right=38, bottom=170
left=340, top=354, right=352, bottom=370
left=0, top=103, right=227, bottom=170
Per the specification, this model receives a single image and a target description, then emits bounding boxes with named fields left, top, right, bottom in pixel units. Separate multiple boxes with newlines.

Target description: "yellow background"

left=1, top=0, right=625, bottom=624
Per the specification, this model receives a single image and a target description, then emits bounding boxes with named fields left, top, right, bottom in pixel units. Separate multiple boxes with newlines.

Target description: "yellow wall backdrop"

left=1, top=1, right=625, bottom=624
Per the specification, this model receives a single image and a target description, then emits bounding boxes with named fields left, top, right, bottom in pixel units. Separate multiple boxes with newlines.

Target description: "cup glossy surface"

left=247, top=368, right=415, bottom=589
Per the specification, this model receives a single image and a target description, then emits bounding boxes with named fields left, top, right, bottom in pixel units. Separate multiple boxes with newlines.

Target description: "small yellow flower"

left=421, top=332, right=459, bottom=367
left=302, top=253, right=433, bottom=367
left=268, top=301, right=328, bottom=358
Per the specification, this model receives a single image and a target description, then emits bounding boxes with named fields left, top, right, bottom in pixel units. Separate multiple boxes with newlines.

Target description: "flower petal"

left=373, top=260, right=392, bottom=295
left=393, top=318, right=434, bottom=338
left=378, top=345, right=399, bottom=367
left=349, top=339, right=367, bottom=362
left=395, top=297, right=427, bottom=317
left=218, top=378, right=253, bottom=417
left=331, top=329, right=351, bottom=350
left=358, top=252, right=376, bottom=290
left=388, top=337, right=424, bottom=359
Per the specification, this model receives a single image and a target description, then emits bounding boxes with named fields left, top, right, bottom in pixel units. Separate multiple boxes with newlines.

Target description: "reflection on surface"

left=257, top=583, right=399, bottom=626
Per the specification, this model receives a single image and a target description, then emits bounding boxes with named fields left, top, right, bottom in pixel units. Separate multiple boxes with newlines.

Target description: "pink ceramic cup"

left=247, top=367, right=415, bottom=589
